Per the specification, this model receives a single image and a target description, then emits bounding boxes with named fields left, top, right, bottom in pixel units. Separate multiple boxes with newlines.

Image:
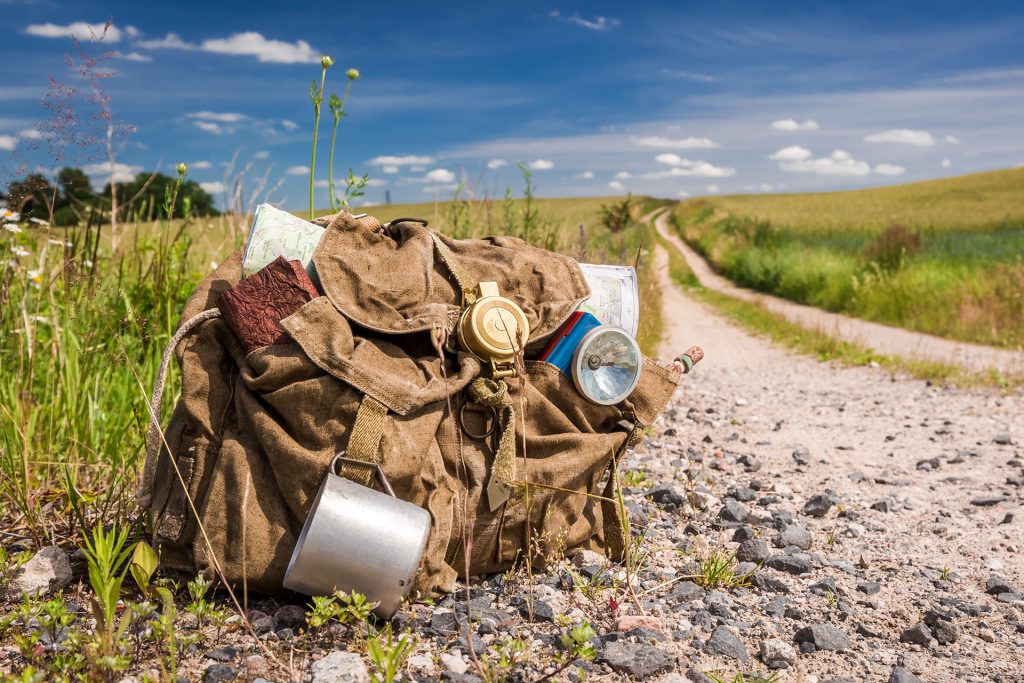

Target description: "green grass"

left=673, top=168, right=1024, bottom=348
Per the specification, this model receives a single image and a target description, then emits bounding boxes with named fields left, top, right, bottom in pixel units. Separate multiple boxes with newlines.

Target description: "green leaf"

left=130, top=540, right=158, bottom=593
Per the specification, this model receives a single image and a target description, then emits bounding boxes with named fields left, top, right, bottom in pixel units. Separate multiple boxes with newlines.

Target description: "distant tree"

left=6, top=173, right=53, bottom=220
left=600, top=193, right=634, bottom=234
left=104, top=172, right=218, bottom=218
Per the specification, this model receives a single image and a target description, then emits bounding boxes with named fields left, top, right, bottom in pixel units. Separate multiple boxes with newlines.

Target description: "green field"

left=672, top=167, right=1024, bottom=348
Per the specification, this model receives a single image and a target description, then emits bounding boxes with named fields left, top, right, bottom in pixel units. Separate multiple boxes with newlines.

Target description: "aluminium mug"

left=283, top=454, right=430, bottom=619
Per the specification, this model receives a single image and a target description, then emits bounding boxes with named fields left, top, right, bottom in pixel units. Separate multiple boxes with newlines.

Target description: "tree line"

left=2, top=167, right=218, bottom=226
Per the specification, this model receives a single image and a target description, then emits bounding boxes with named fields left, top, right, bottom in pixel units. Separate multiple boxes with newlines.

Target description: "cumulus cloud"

left=422, top=184, right=459, bottom=194
left=25, top=21, right=122, bottom=42
left=651, top=153, right=735, bottom=177
left=424, top=168, right=456, bottom=183
left=944, top=135, right=961, bottom=144
left=287, top=165, right=310, bottom=175
left=19, top=128, right=43, bottom=140
left=677, top=190, right=691, bottom=198
left=200, top=181, right=225, bottom=193
left=706, top=185, right=720, bottom=193
left=768, top=146, right=812, bottom=161
left=576, top=171, right=594, bottom=179
left=609, top=180, right=624, bottom=191
left=192, top=121, right=224, bottom=134
left=253, top=151, right=270, bottom=160
left=0, top=135, right=17, bottom=151
left=190, top=160, right=212, bottom=169
left=486, top=158, right=508, bottom=169
left=774, top=149, right=871, bottom=176
left=548, top=10, right=620, bottom=31
left=135, top=32, right=193, bottom=49
left=771, top=119, right=819, bottom=131
left=614, top=171, right=632, bottom=179
left=119, top=51, right=152, bottom=63
left=527, top=159, right=554, bottom=170
left=633, top=136, right=719, bottom=149
left=942, top=158, right=952, bottom=168
left=368, top=155, right=435, bottom=167
left=280, top=119, right=299, bottom=131
left=82, top=162, right=141, bottom=186
left=381, top=166, right=399, bottom=174
left=189, top=111, right=247, bottom=123
left=202, top=32, right=319, bottom=63
left=864, top=128, right=936, bottom=146
left=364, top=178, right=387, bottom=187
left=874, top=163, right=906, bottom=176
left=660, top=68, right=714, bottom=82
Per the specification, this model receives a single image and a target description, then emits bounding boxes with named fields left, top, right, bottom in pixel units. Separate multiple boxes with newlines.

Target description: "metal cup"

left=283, top=453, right=430, bottom=619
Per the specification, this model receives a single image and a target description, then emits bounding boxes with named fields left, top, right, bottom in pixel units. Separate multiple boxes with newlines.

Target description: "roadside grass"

left=672, top=168, right=1024, bottom=349
left=651, top=222, right=1020, bottom=390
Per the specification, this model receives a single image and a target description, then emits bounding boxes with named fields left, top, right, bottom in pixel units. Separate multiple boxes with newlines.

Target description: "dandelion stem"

left=309, top=65, right=329, bottom=220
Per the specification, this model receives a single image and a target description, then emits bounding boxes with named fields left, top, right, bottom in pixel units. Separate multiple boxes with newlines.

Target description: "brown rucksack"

left=138, top=212, right=679, bottom=598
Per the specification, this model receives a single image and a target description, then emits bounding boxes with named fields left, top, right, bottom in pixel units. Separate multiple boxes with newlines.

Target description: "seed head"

left=321, top=55, right=335, bottom=69
left=346, top=68, right=360, bottom=81
left=176, top=162, right=188, bottom=176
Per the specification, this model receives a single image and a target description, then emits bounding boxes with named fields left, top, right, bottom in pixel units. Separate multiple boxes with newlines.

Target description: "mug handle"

left=330, top=452, right=397, bottom=498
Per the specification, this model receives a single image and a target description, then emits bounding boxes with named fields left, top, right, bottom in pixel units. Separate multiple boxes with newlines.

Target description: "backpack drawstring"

left=137, top=308, right=222, bottom=508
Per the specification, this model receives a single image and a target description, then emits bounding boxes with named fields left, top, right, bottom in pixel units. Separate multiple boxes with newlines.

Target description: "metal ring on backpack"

left=458, top=402, right=497, bottom=440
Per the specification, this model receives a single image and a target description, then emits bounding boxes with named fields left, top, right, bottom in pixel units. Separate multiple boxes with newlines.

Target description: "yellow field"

left=693, top=166, right=1024, bottom=231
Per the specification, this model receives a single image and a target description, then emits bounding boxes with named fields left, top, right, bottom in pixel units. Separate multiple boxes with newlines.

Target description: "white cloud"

left=486, top=158, right=508, bottom=169
left=422, top=184, right=459, bottom=194
left=874, top=163, right=906, bottom=176
left=280, top=119, right=299, bottom=131
left=614, top=171, right=632, bottom=179
left=193, top=121, right=223, bottom=134
left=82, top=162, right=141, bottom=185
left=253, top=150, right=270, bottom=160
left=768, top=146, right=812, bottom=161
left=287, top=165, right=310, bottom=175
left=381, top=165, right=399, bottom=174
left=119, top=51, right=152, bottom=63
left=633, top=135, right=719, bottom=149
left=189, top=111, right=247, bottom=123
left=942, top=158, right=952, bottom=168
left=771, top=119, right=819, bottom=131
left=652, top=154, right=735, bottom=177
left=19, top=128, right=43, bottom=140
left=0, top=135, right=17, bottom=151
left=200, top=32, right=319, bottom=64
left=124, top=25, right=140, bottom=39
left=135, top=32, right=193, bottom=50
left=548, top=10, right=620, bottom=31
left=677, top=190, right=691, bottom=198
left=365, top=178, right=387, bottom=187
left=864, top=128, right=936, bottom=146
left=660, top=68, right=714, bottom=82
left=199, top=181, right=225, bottom=193
left=424, top=168, right=456, bottom=183
left=368, top=155, right=435, bottom=167
left=25, top=21, right=122, bottom=42
left=190, top=160, right=212, bottom=169
left=944, top=135, right=961, bottom=144
left=775, top=149, right=872, bottom=176
left=527, top=159, right=554, bottom=170
left=706, top=184, right=720, bottom=193
left=609, top=180, right=624, bottom=191
left=576, top=171, right=594, bottom=179
left=410, top=166, right=426, bottom=172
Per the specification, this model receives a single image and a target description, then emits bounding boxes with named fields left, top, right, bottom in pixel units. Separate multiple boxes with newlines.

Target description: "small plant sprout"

left=537, top=621, right=597, bottom=682
left=366, top=623, right=415, bottom=683
left=308, top=55, right=334, bottom=219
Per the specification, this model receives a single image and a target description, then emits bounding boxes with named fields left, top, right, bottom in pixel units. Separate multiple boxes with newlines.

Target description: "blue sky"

left=2, top=0, right=1023, bottom=210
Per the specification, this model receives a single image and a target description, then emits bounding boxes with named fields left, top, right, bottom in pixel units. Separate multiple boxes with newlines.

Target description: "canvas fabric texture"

left=141, top=212, right=679, bottom=598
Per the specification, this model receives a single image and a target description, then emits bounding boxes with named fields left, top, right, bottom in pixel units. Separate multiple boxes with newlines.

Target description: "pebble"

left=765, top=555, right=812, bottom=575
left=793, top=623, right=851, bottom=652
left=310, top=650, right=369, bottom=682
left=201, top=664, right=237, bottom=683
left=12, top=546, right=73, bottom=596
left=614, top=615, right=665, bottom=633
left=735, top=539, right=771, bottom=563
left=760, top=637, right=797, bottom=669
left=705, top=625, right=748, bottom=662
left=440, top=652, right=468, bottom=675
left=272, top=604, right=306, bottom=631
left=776, top=525, right=813, bottom=550
left=802, top=494, right=834, bottom=518
left=888, top=667, right=924, bottom=683
left=899, top=622, right=933, bottom=645
left=599, top=640, right=675, bottom=679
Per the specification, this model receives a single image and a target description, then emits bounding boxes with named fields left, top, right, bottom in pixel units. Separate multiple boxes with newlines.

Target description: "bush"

left=864, top=223, right=920, bottom=271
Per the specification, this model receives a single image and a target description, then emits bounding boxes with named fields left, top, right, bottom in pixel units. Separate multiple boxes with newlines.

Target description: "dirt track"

left=647, top=224, right=1024, bottom=680
left=652, top=210, right=1024, bottom=378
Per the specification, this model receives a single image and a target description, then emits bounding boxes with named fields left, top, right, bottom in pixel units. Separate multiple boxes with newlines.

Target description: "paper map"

left=242, top=204, right=325, bottom=283
left=577, top=263, right=639, bottom=337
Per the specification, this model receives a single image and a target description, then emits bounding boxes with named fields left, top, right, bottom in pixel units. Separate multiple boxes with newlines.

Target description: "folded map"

left=576, top=263, right=639, bottom=338
left=242, top=204, right=325, bottom=285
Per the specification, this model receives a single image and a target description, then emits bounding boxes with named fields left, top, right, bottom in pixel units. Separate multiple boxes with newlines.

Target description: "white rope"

left=136, top=307, right=222, bottom=508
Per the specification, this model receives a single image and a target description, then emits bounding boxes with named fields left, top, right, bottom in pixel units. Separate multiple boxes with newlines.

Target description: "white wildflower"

left=2, top=210, right=21, bottom=222
left=3, top=224, right=23, bottom=233
left=12, top=246, right=30, bottom=257
left=28, top=217, right=49, bottom=226
left=210, top=261, right=218, bottom=270
left=27, top=269, right=43, bottom=287
left=83, top=259, right=94, bottom=268
left=47, top=238, right=72, bottom=247
left=31, top=315, right=49, bottom=324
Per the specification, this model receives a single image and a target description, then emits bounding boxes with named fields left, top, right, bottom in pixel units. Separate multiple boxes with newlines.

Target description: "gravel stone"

left=735, top=538, right=771, bottom=563
left=802, top=494, right=834, bottom=517
left=598, top=640, right=674, bottom=679
left=704, top=626, right=748, bottom=662
left=760, top=638, right=797, bottom=669
left=793, top=623, right=851, bottom=652
left=765, top=554, right=812, bottom=575
left=776, top=525, right=813, bottom=550
left=12, top=546, right=73, bottom=596
left=888, top=666, right=924, bottom=683
left=719, top=498, right=751, bottom=523
left=899, top=622, right=934, bottom=645
left=310, top=650, right=370, bottom=683
left=272, top=604, right=306, bottom=631
left=201, top=664, right=237, bottom=683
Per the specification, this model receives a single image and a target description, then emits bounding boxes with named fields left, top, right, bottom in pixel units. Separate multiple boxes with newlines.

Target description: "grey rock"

left=201, top=664, right=237, bottom=683
left=719, top=499, right=750, bottom=523
left=737, top=454, right=762, bottom=472
left=803, top=494, right=834, bottom=518
left=760, top=638, right=797, bottom=669
left=668, top=581, right=706, bottom=604
left=751, top=572, right=791, bottom=593
left=856, top=581, right=881, bottom=595
left=985, top=575, right=1015, bottom=595
left=705, top=626, right=748, bottom=662
left=519, top=599, right=555, bottom=622
left=765, top=555, right=812, bottom=575
left=203, top=646, right=237, bottom=662
left=272, top=604, right=306, bottom=631
left=686, top=668, right=713, bottom=683
left=732, top=526, right=755, bottom=543
left=598, top=640, right=674, bottom=679
left=646, top=486, right=685, bottom=507
left=310, top=650, right=369, bottom=683
left=993, top=432, right=1013, bottom=445
left=888, top=666, right=924, bottom=683
left=871, top=499, right=894, bottom=513
left=776, top=525, right=813, bottom=550
left=792, top=447, right=811, bottom=466
left=735, top=539, right=771, bottom=563
left=929, top=619, right=960, bottom=645
left=793, top=623, right=851, bottom=652
left=764, top=597, right=788, bottom=617
left=440, top=674, right=482, bottom=683
left=899, top=622, right=933, bottom=645
left=13, top=546, right=73, bottom=596
left=971, top=495, right=1008, bottom=506
left=246, top=610, right=274, bottom=635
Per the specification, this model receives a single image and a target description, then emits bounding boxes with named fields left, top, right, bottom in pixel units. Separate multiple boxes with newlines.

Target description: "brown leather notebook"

left=217, top=256, right=320, bottom=353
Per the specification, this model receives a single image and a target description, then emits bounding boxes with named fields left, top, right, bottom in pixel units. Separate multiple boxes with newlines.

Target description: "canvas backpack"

left=138, top=212, right=679, bottom=598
